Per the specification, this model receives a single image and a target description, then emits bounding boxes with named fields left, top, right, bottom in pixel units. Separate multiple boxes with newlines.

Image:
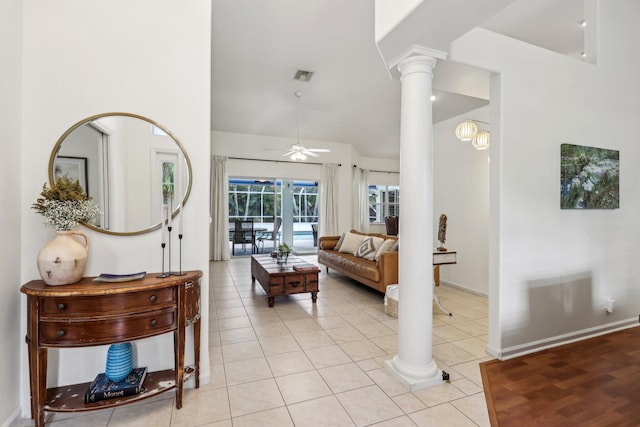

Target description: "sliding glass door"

left=228, top=177, right=319, bottom=255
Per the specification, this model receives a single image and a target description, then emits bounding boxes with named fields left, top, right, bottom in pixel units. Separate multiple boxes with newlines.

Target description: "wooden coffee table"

left=251, top=254, right=319, bottom=307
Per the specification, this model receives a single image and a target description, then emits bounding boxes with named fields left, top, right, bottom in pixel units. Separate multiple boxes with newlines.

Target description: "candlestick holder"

left=167, top=226, right=174, bottom=275
left=157, top=243, right=170, bottom=278
left=174, top=233, right=187, bottom=276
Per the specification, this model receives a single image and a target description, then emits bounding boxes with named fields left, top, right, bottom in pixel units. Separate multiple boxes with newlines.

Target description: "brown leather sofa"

left=318, top=230, right=398, bottom=293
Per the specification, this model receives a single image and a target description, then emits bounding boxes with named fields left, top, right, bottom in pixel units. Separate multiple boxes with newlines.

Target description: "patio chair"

left=232, top=219, right=255, bottom=255
left=385, top=216, right=399, bottom=236
left=311, top=224, right=318, bottom=247
left=257, top=217, right=281, bottom=253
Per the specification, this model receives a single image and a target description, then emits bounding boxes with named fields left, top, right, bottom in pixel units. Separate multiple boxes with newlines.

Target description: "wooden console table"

left=20, top=270, right=202, bottom=427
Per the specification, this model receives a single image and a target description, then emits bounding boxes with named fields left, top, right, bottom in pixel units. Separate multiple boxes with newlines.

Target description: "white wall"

left=0, top=0, right=23, bottom=424
left=450, top=0, right=640, bottom=358
left=19, top=0, right=211, bottom=419
left=434, top=106, right=490, bottom=295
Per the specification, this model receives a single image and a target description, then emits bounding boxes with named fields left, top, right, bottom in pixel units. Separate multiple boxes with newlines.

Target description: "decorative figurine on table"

left=437, top=213, right=448, bottom=252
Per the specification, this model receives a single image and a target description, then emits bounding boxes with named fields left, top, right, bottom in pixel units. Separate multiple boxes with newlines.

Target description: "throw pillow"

left=334, top=232, right=346, bottom=251
left=374, top=239, right=396, bottom=261
left=390, top=240, right=399, bottom=252
left=355, top=236, right=384, bottom=260
left=338, top=232, right=366, bottom=255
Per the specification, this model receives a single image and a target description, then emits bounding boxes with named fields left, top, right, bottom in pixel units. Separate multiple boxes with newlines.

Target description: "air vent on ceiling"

left=294, top=69, right=314, bottom=82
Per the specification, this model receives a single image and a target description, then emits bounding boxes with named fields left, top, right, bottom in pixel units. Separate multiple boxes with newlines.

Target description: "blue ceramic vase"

left=105, top=342, right=133, bottom=382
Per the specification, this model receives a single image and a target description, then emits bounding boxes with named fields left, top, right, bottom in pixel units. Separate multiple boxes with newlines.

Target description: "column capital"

left=387, top=45, right=447, bottom=79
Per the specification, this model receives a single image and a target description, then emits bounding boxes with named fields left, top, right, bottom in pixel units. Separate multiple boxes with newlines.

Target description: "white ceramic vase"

left=37, top=230, right=89, bottom=286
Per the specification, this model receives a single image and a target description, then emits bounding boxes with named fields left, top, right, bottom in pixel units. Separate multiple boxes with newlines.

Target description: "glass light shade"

left=472, top=130, right=490, bottom=150
left=291, top=152, right=307, bottom=161
left=455, top=120, right=478, bottom=141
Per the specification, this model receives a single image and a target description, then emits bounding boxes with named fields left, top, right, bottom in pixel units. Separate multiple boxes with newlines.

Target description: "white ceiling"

left=211, top=0, right=585, bottom=159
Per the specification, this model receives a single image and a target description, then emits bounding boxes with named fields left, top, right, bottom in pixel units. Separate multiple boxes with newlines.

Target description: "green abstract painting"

left=560, top=143, right=619, bottom=209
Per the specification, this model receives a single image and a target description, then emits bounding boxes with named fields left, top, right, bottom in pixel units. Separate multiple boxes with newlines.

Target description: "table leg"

left=433, top=266, right=452, bottom=316
left=194, top=318, right=201, bottom=389
left=29, top=345, right=47, bottom=427
left=433, top=285, right=453, bottom=316
left=268, top=296, right=275, bottom=307
left=311, top=292, right=317, bottom=304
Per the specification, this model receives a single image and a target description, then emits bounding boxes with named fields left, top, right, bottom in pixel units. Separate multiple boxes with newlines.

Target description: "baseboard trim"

left=439, top=280, right=487, bottom=297
left=485, top=343, right=501, bottom=359
left=1, top=406, right=22, bottom=427
left=499, top=318, right=639, bottom=360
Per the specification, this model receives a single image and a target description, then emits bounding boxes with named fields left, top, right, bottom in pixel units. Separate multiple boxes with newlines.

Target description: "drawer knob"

left=57, top=303, right=66, bottom=310
left=150, top=295, right=158, bottom=303
left=150, top=319, right=157, bottom=327
left=56, top=330, right=65, bottom=337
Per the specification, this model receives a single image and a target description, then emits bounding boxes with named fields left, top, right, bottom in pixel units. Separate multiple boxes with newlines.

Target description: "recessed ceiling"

left=211, top=0, right=585, bottom=159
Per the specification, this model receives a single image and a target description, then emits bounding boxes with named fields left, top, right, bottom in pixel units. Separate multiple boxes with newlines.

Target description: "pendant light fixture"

left=455, top=120, right=478, bottom=141
left=455, top=119, right=490, bottom=150
left=472, top=130, right=490, bottom=150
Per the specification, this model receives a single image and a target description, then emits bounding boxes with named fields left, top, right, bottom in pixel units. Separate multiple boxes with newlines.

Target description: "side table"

left=20, top=270, right=202, bottom=427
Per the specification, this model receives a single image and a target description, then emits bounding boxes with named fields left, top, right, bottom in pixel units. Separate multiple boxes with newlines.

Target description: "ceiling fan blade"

left=282, top=151, right=295, bottom=157
left=302, top=149, right=320, bottom=157
left=308, top=148, right=330, bottom=153
left=263, top=147, right=283, bottom=151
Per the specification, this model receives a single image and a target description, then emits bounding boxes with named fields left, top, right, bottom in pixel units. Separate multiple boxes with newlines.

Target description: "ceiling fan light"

left=291, top=152, right=307, bottom=161
left=472, top=130, right=490, bottom=150
left=455, top=120, right=478, bottom=141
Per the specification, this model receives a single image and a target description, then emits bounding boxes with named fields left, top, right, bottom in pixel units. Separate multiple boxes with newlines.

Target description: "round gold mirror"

left=48, top=112, right=192, bottom=236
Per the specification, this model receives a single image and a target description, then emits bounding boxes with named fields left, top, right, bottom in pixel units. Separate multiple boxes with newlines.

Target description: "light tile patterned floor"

left=14, top=256, right=492, bottom=427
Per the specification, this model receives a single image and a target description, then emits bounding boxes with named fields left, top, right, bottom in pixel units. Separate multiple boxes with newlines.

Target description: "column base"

left=384, top=355, right=443, bottom=391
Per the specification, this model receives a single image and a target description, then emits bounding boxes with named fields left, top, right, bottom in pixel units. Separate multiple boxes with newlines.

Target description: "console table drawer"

left=41, top=288, right=177, bottom=317
left=40, top=308, right=177, bottom=346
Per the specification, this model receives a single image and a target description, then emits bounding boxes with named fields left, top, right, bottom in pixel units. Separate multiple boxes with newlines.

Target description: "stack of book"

left=85, top=367, right=147, bottom=403
left=293, top=263, right=320, bottom=272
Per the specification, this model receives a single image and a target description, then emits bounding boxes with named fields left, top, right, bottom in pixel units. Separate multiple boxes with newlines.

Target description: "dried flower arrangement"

left=32, top=176, right=100, bottom=231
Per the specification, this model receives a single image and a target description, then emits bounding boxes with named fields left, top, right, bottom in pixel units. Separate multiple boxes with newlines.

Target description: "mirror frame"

left=48, top=112, right=193, bottom=236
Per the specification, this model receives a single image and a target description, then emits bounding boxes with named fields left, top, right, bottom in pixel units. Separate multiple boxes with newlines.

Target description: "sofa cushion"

left=355, top=236, right=384, bottom=260
left=320, top=250, right=380, bottom=282
left=375, top=239, right=396, bottom=261
left=334, top=232, right=346, bottom=251
left=338, top=232, right=365, bottom=255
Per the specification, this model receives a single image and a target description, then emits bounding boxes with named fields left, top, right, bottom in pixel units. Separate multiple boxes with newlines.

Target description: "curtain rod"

left=353, top=164, right=399, bottom=174
left=229, top=156, right=341, bottom=166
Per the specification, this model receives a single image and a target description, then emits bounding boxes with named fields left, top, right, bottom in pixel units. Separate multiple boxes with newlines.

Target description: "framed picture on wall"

left=560, top=143, right=619, bottom=209
left=53, top=156, right=89, bottom=196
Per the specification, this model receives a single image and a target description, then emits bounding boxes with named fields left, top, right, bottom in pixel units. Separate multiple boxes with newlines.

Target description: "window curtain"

left=319, top=163, right=339, bottom=237
left=352, top=167, right=369, bottom=232
left=210, top=155, right=230, bottom=261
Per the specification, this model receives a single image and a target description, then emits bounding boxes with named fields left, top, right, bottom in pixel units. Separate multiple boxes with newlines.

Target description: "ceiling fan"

left=266, top=91, right=330, bottom=161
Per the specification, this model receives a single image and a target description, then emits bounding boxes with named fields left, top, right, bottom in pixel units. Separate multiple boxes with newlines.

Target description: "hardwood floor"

left=480, top=326, right=640, bottom=427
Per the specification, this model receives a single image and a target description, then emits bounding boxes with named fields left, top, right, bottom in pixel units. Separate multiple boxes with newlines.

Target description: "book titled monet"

left=85, top=367, right=147, bottom=403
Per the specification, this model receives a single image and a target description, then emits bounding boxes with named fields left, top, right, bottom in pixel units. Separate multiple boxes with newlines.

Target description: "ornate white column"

left=385, top=46, right=446, bottom=390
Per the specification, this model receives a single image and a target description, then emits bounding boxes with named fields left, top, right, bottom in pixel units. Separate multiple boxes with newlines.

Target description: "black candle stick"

left=167, top=226, right=173, bottom=275
left=174, top=233, right=186, bottom=276
left=157, top=243, right=170, bottom=278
